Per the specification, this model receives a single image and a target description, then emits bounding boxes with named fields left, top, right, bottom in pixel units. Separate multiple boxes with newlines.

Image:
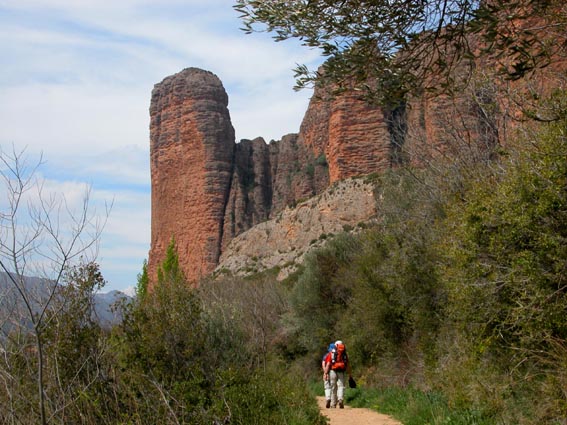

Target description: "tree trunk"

left=36, top=330, right=47, bottom=425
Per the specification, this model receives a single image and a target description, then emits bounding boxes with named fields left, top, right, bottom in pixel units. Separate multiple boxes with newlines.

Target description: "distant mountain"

left=92, top=289, right=131, bottom=328
left=0, top=271, right=132, bottom=329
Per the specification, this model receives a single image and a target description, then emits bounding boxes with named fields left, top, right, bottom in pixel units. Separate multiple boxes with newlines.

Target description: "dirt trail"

left=317, top=396, right=403, bottom=425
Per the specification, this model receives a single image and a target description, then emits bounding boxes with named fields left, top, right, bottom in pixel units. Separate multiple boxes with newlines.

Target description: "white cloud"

left=48, top=145, right=150, bottom=187
left=98, top=192, right=151, bottom=247
left=1, top=0, right=322, bottom=150
left=0, top=83, right=150, bottom=154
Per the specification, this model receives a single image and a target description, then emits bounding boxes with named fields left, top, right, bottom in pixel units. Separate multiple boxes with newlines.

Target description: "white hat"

left=335, top=340, right=343, bottom=345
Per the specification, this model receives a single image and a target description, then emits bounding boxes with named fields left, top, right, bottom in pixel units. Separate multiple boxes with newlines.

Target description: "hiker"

left=323, top=340, right=352, bottom=408
left=322, top=343, right=335, bottom=408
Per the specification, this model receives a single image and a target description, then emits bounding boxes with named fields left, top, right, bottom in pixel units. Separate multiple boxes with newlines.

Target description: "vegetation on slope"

left=280, top=108, right=567, bottom=423
left=0, top=239, right=325, bottom=424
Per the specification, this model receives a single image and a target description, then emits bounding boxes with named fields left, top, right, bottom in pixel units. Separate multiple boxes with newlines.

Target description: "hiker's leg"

left=324, top=376, right=331, bottom=399
left=337, top=371, right=345, bottom=406
left=329, top=370, right=338, bottom=407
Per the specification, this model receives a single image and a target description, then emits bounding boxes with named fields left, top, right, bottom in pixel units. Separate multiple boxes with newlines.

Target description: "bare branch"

left=0, top=147, right=109, bottom=424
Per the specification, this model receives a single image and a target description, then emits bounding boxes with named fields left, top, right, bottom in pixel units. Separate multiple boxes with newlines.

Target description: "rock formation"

left=149, top=19, right=566, bottom=284
left=216, top=177, right=379, bottom=280
left=148, top=68, right=393, bottom=283
left=148, top=68, right=235, bottom=284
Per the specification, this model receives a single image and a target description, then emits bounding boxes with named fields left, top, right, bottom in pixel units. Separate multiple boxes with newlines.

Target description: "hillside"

left=215, top=177, right=379, bottom=280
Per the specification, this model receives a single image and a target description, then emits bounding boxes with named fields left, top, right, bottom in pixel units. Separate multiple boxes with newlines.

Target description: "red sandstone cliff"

left=148, top=67, right=392, bottom=283
left=149, top=11, right=566, bottom=284
left=149, top=68, right=235, bottom=284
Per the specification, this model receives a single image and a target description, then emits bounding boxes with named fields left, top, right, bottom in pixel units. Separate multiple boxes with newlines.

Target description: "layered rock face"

left=326, top=91, right=394, bottom=181
left=297, top=83, right=395, bottom=183
left=221, top=137, right=272, bottom=250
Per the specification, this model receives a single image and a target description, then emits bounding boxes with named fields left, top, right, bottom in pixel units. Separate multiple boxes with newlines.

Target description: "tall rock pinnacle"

left=148, top=68, right=235, bottom=284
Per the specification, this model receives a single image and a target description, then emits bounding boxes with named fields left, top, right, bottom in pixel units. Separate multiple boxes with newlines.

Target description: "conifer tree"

left=157, top=237, right=184, bottom=285
left=136, top=259, right=149, bottom=300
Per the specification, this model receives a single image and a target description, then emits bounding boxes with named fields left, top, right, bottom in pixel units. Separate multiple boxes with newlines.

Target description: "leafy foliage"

left=136, top=259, right=149, bottom=300
left=0, top=147, right=108, bottom=425
left=234, top=0, right=566, bottom=103
left=287, top=234, right=357, bottom=356
left=114, top=240, right=324, bottom=424
left=436, top=116, right=567, bottom=420
left=0, top=262, right=116, bottom=424
left=286, top=171, right=444, bottom=385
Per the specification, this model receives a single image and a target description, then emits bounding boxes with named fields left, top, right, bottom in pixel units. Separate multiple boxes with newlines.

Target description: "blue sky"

left=0, top=0, right=321, bottom=293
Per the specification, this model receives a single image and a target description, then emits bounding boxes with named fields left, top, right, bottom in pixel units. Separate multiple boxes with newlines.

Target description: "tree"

left=198, top=274, right=289, bottom=371
left=117, top=242, right=327, bottom=424
left=0, top=147, right=109, bottom=424
left=436, top=112, right=567, bottom=420
left=118, top=239, right=215, bottom=423
left=287, top=234, right=357, bottom=356
left=157, top=237, right=184, bottom=285
left=136, top=259, right=149, bottom=301
left=42, top=261, right=113, bottom=423
left=234, top=0, right=566, bottom=103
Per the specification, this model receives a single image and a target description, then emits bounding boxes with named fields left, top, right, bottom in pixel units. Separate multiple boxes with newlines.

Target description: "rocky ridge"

left=215, top=177, right=378, bottom=280
left=149, top=68, right=235, bottom=283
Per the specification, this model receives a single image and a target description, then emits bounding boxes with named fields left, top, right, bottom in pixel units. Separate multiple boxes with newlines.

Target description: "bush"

left=222, top=362, right=326, bottom=425
left=437, top=115, right=567, bottom=422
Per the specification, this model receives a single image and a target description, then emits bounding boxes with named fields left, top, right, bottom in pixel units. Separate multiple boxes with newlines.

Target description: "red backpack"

left=331, top=342, right=348, bottom=371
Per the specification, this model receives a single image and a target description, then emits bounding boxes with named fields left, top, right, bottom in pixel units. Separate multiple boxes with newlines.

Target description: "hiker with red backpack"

left=323, top=340, right=352, bottom=408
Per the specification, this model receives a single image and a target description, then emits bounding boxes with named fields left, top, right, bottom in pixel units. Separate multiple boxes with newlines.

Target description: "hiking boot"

left=339, top=400, right=344, bottom=409
left=325, top=399, right=331, bottom=408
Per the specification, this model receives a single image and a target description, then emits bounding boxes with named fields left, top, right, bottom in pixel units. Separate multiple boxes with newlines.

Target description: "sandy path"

left=317, top=396, right=403, bottom=425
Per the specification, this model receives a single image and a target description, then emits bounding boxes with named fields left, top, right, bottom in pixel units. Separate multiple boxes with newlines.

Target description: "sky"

left=0, top=0, right=321, bottom=294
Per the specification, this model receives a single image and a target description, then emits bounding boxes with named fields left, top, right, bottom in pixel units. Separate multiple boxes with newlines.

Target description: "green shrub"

left=287, top=234, right=358, bottom=355
left=437, top=114, right=567, bottom=422
left=222, top=363, right=326, bottom=425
